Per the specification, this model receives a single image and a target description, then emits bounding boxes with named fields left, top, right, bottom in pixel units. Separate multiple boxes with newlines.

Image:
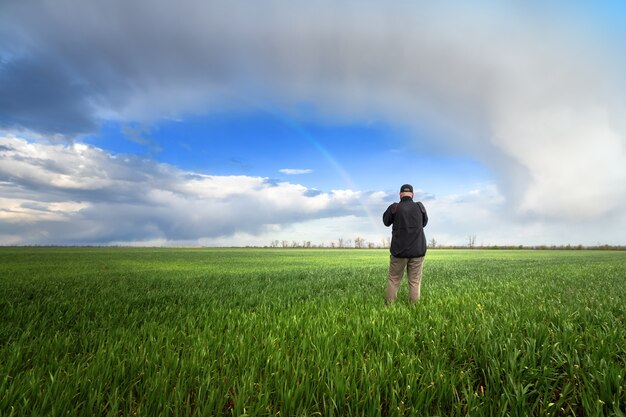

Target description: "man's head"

left=399, top=184, right=414, bottom=199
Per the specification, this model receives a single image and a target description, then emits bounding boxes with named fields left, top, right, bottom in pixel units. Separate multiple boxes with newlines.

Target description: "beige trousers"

left=386, top=255, right=425, bottom=304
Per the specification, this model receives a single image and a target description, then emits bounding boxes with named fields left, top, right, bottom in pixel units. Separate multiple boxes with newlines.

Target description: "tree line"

left=268, top=237, right=391, bottom=249
left=267, top=237, right=625, bottom=250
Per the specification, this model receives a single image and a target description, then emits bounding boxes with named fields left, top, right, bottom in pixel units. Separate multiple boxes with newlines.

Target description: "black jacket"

left=383, top=197, right=428, bottom=258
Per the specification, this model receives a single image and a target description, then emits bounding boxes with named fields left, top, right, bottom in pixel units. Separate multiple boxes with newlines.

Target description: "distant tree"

left=429, top=237, right=437, bottom=249
left=281, top=240, right=289, bottom=248
left=468, top=235, right=476, bottom=249
left=354, top=237, right=365, bottom=249
left=270, top=240, right=280, bottom=248
left=338, top=238, right=345, bottom=248
left=330, top=241, right=336, bottom=249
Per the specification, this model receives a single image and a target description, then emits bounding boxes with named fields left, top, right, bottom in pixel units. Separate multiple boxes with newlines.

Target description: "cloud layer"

left=0, top=136, right=386, bottom=245
left=1, top=1, right=625, bottom=244
left=279, top=169, right=313, bottom=175
left=2, top=135, right=624, bottom=246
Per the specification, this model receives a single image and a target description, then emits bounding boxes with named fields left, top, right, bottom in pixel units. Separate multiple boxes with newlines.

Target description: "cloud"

left=2, top=135, right=624, bottom=246
left=1, top=0, right=625, bottom=227
left=279, top=168, right=313, bottom=175
left=0, top=54, right=97, bottom=135
left=424, top=184, right=626, bottom=247
left=122, top=125, right=162, bottom=153
left=0, top=136, right=382, bottom=245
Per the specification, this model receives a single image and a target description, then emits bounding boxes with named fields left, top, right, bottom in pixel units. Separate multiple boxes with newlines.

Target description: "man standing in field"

left=383, top=184, right=428, bottom=304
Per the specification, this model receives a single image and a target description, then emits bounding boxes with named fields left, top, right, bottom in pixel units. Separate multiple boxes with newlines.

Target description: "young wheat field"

left=1, top=247, right=625, bottom=416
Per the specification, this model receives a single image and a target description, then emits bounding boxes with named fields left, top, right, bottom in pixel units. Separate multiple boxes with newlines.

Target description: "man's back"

left=383, top=197, right=428, bottom=258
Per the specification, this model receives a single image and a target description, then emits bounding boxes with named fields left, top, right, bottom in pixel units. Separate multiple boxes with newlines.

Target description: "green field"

left=1, top=248, right=625, bottom=416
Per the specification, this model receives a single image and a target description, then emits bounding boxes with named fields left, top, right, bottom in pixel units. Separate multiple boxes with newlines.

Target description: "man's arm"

left=417, top=202, right=428, bottom=227
left=382, top=203, right=397, bottom=227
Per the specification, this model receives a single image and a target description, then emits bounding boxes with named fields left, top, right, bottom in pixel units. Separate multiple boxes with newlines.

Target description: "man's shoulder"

left=401, top=200, right=425, bottom=214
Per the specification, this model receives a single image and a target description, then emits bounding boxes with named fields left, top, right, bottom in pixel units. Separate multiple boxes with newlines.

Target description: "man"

left=382, top=184, right=428, bottom=304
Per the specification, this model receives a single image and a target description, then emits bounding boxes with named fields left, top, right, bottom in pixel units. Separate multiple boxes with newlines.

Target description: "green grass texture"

left=1, top=248, right=625, bottom=416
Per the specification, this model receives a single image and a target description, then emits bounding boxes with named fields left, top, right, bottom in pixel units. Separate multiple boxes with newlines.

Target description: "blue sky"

left=1, top=1, right=625, bottom=246
left=82, top=110, right=490, bottom=195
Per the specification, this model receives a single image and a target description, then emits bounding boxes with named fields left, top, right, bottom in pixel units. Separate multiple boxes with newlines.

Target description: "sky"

left=1, top=0, right=626, bottom=247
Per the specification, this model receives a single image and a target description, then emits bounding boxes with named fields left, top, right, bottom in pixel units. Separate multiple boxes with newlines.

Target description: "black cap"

left=400, top=184, right=413, bottom=193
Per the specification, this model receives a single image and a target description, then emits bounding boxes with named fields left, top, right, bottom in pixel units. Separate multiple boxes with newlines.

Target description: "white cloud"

left=366, top=191, right=388, bottom=205
left=0, top=197, right=89, bottom=223
left=0, top=136, right=385, bottom=245
left=425, top=184, right=626, bottom=247
left=279, top=168, right=313, bottom=175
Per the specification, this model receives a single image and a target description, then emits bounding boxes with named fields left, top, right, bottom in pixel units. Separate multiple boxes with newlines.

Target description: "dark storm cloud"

left=0, top=0, right=250, bottom=129
left=0, top=56, right=97, bottom=134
